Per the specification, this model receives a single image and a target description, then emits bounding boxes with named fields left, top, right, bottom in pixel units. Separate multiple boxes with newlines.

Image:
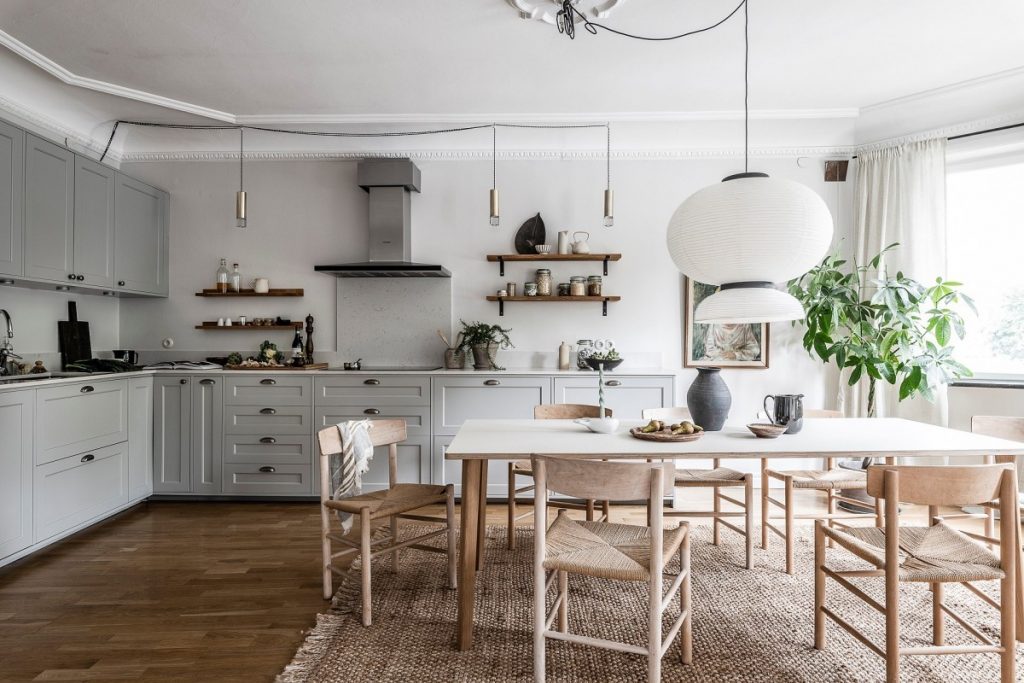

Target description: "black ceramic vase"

left=686, top=367, right=731, bottom=431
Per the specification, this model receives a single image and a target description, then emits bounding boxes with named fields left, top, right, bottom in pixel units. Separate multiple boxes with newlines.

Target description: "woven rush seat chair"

left=814, top=464, right=1019, bottom=683
left=762, top=409, right=884, bottom=574
left=506, top=404, right=612, bottom=550
left=643, top=407, right=754, bottom=569
left=317, top=419, right=456, bottom=626
left=533, top=455, right=692, bottom=682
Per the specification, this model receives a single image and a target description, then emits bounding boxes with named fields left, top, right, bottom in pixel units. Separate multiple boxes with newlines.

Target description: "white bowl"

left=574, top=417, right=620, bottom=434
left=535, top=245, right=553, bottom=254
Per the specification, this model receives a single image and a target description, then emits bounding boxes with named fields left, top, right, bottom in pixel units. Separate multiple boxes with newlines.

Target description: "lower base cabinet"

left=0, top=390, right=33, bottom=560
left=127, top=376, right=153, bottom=501
left=222, top=464, right=313, bottom=495
left=34, top=442, right=128, bottom=543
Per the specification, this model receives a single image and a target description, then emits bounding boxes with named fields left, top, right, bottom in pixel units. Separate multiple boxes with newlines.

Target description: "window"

left=947, top=148, right=1024, bottom=379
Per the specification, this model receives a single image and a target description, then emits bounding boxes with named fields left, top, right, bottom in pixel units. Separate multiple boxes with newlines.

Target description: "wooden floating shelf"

left=486, top=253, right=622, bottom=276
left=195, top=322, right=303, bottom=331
left=195, top=288, right=304, bottom=297
left=485, top=295, right=621, bottom=317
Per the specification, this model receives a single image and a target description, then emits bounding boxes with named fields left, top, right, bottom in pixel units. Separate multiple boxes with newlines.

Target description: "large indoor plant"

left=459, top=320, right=513, bottom=370
left=788, top=243, right=974, bottom=417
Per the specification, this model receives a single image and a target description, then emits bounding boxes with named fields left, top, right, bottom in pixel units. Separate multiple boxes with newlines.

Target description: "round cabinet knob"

left=68, top=274, right=76, bottom=280
left=179, top=378, right=188, bottom=385
left=76, top=275, right=85, bottom=281
left=118, top=280, right=125, bottom=287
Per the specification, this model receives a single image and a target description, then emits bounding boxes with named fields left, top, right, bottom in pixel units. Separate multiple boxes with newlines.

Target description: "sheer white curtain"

left=841, top=138, right=948, bottom=425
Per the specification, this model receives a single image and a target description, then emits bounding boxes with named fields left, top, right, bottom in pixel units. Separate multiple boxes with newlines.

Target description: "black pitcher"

left=763, top=394, right=805, bottom=434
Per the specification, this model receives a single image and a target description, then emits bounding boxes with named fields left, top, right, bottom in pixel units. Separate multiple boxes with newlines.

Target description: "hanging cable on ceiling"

left=556, top=0, right=747, bottom=42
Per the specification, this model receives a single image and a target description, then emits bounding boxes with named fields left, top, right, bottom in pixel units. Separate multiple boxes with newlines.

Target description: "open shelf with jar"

left=485, top=295, right=621, bottom=316
left=485, top=253, right=621, bottom=276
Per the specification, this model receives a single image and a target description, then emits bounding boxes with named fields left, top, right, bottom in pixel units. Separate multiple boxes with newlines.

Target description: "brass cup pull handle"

left=80, top=385, right=94, bottom=393
left=260, top=378, right=277, bottom=385
left=259, top=408, right=277, bottom=415
left=199, top=379, right=215, bottom=385
left=363, top=379, right=380, bottom=385
left=259, top=437, right=277, bottom=444
left=484, top=379, right=500, bottom=386
left=80, top=454, right=95, bottom=463
left=605, top=380, right=622, bottom=386
left=363, top=408, right=380, bottom=415
left=259, top=466, right=276, bottom=473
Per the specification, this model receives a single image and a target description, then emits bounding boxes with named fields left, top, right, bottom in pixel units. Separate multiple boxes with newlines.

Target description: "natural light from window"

left=947, top=157, right=1024, bottom=378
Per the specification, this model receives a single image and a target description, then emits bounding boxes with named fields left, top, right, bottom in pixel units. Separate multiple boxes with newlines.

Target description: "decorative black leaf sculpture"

left=514, top=212, right=546, bottom=254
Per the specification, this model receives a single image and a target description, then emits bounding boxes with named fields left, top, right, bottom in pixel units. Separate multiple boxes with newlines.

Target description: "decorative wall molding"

left=860, top=66, right=1024, bottom=114
left=0, top=93, right=121, bottom=162
left=855, top=109, right=1024, bottom=154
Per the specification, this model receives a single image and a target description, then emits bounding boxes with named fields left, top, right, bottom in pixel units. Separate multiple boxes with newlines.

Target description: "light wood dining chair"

left=506, top=404, right=612, bottom=549
left=533, top=455, right=692, bottom=682
left=761, top=409, right=884, bottom=574
left=643, top=407, right=754, bottom=569
left=814, top=464, right=1019, bottom=683
left=317, top=420, right=457, bottom=626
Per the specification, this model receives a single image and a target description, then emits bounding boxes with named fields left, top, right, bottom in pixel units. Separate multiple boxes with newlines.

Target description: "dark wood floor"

left=0, top=502, right=327, bottom=683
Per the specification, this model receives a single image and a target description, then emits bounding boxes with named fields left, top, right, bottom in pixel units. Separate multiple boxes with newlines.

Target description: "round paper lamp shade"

left=666, top=176, right=834, bottom=285
left=694, top=286, right=805, bottom=324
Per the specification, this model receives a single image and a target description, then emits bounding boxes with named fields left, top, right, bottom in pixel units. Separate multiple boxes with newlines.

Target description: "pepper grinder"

left=305, top=314, right=315, bottom=364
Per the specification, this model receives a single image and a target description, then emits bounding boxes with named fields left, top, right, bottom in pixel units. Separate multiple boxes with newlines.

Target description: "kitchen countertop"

left=0, top=366, right=680, bottom=393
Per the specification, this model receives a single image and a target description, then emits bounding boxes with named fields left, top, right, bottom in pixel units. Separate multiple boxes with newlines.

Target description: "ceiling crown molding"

left=507, top=0, right=629, bottom=25
left=0, top=92, right=121, bottom=162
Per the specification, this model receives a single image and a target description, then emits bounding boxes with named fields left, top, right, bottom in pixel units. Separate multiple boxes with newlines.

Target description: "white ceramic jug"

left=556, top=230, right=571, bottom=255
left=571, top=231, right=591, bottom=254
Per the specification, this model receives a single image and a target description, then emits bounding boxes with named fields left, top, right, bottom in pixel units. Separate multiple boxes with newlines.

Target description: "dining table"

left=445, top=417, right=1024, bottom=651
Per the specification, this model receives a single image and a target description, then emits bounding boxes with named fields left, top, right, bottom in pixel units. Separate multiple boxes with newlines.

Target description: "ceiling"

left=0, top=0, right=1023, bottom=122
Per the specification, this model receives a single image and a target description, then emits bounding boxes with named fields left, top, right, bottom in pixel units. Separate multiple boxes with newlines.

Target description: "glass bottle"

left=230, top=263, right=242, bottom=293
left=215, top=258, right=230, bottom=293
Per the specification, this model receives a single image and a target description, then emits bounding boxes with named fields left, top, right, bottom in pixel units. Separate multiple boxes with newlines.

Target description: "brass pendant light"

left=235, top=128, right=247, bottom=228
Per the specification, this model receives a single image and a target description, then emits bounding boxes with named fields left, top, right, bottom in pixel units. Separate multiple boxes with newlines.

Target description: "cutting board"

left=58, top=301, right=92, bottom=370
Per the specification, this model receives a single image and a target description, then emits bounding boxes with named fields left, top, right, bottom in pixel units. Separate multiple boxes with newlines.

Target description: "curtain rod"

left=851, top=120, right=1024, bottom=160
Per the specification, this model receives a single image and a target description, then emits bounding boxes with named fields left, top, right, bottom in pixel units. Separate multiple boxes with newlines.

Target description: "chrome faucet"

left=0, top=309, right=16, bottom=376
left=0, top=309, right=11, bottom=340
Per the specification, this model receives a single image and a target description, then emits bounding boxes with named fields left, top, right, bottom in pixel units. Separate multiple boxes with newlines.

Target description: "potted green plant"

left=458, top=320, right=513, bottom=370
left=788, top=243, right=974, bottom=417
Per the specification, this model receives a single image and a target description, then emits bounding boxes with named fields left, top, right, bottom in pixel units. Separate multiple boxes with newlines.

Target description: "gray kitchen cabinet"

left=34, top=442, right=128, bottom=543
left=153, top=376, right=192, bottom=493
left=127, top=376, right=154, bottom=501
left=35, top=379, right=128, bottom=466
left=222, top=463, right=313, bottom=496
left=0, top=390, right=33, bottom=559
left=225, top=404, right=313, bottom=436
left=552, top=375, right=675, bottom=419
left=432, top=375, right=550, bottom=436
left=225, top=375, right=312, bottom=406
left=314, top=405, right=430, bottom=439
left=72, top=155, right=116, bottom=288
left=23, top=134, right=74, bottom=283
left=0, top=120, right=24, bottom=277
left=191, top=376, right=223, bottom=495
left=114, top=174, right=168, bottom=296
left=314, top=375, right=431, bottom=406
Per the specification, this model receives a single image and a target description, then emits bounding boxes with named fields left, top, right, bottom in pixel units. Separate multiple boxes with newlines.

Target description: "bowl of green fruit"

left=629, top=418, right=705, bottom=442
left=585, top=349, right=623, bottom=372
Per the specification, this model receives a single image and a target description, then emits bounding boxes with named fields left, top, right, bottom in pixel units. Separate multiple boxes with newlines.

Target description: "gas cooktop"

left=330, top=365, right=442, bottom=372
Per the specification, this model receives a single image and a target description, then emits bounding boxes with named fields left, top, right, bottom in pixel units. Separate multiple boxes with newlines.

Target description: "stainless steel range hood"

left=315, top=159, right=451, bottom=278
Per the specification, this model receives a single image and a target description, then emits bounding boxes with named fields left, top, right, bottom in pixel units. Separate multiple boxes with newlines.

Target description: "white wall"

left=0, top=287, right=119, bottom=364
left=120, top=154, right=853, bottom=420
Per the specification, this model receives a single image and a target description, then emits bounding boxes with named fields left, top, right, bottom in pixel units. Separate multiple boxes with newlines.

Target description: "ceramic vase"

left=471, top=343, right=498, bottom=370
left=686, top=367, right=731, bottom=431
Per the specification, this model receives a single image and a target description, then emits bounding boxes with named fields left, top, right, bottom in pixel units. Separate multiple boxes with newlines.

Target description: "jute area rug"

left=278, top=524, right=1020, bottom=682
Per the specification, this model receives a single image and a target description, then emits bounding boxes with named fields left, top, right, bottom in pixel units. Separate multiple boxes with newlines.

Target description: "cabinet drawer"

left=552, top=376, right=675, bottom=420
left=314, top=406, right=430, bottom=438
left=314, top=375, right=430, bottom=406
left=36, top=379, right=127, bottom=465
left=224, top=375, right=312, bottom=406
left=318, top=436, right=431, bottom=494
left=34, top=442, right=128, bottom=542
left=222, top=464, right=312, bottom=496
left=225, top=405, right=313, bottom=435
left=223, top=435, right=312, bottom=465
left=432, top=376, right=550, bottom=435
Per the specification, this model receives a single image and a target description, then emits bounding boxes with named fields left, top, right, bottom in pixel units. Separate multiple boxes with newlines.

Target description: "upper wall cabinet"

left=0, top=120, right=24, bottom=277
left=24, top=134, right=74, bottom=283
left=73, top=156, right=116, bottom=288
left=114, top=174, right=168, bottom=297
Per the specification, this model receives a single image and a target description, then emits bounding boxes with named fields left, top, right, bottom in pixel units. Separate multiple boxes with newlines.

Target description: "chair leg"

left=885, top=569, right=900, bottom=683
left=360, top=508, right=372, bottom=627
left=557, top=570, right=568, bottom=632
left=390, top=515, right=400, bottom=573
left=508, top=463, right=517, bottom=550
left=321, top=509, right=333, bottom=600
left=874, top=493, right=884, bottom=527
left=814, top=520, right=826, bottom=650
left=648, top=570, right=662, bottom=682
left=534, top=568, right=546, bottom=683
left=761, top=461, right=770, bottom=550
left=1000, top=572, right=1016, bottom=682
left=712, top=485, right=721, bottom=546
left=826, top=490, right=836, bottom=549
left=585, top=499, right=595, bottom=522
left=446, top=484, right=457, bottom=589
left=744, top=476, right=754, bottom=570
left=784, top=477, right=795, bottom=575
left=985, top=506, right=996, bottom=551
left=932, top=581, right=944, bottom=645
left=602, top=499, right=610, bottom=522
left=681, top=530, right=693, bottom=665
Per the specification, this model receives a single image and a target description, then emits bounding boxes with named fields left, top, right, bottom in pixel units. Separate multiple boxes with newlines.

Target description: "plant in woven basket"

left=458, top=320, right=513, bottom=370
left=788, top=243, right=974, bottom=417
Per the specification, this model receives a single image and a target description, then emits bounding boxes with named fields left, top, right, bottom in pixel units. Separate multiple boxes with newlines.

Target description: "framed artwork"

left=683, top=277, right=769, bottom=369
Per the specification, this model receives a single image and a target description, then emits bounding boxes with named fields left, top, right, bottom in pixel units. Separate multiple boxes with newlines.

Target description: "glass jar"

left=576, top=339, right=594, bottom=369
left=524, top=282, right=538, bottom=296
left=587, top=275, right=603, bottom=296
left=535, top=268, right=552, bottom=296
left=569, top=276, right=586, bottom=296
left=557, top=282, right=571, bottom=296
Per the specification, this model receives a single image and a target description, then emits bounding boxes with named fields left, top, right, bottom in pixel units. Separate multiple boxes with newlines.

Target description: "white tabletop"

left=445, top=418, right=1024, bottom=461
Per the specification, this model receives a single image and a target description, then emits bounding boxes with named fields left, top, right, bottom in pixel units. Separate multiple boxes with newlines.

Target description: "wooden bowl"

left=629, top=427, right=704, bottom=443
left=747, top=422, right=787, bottom=439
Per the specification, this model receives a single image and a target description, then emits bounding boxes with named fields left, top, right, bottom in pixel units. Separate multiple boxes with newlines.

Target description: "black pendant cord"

left=606, top=123, right=611, bottom=192
left=557, top=0, right=747, bottom=42
left=238, top=128, right=244, bottom=192
left=491, top=125, right=496, bottom=190
left=744, top=0, right=749, bottom=173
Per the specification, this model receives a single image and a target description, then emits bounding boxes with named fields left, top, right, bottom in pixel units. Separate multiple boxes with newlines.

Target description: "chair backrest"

left=642, top=406, right=691, bottom=421
left=534, top=403, right=610, bottom=419
left=867, top=463, right=1014, bottom=507
left=532, top=455, right=666, bottom=502
left=805, top=409, right=843, bottom=418
left=972, top=415, right=1024, bottom=442
left=316, top=419, right=408, bottom=499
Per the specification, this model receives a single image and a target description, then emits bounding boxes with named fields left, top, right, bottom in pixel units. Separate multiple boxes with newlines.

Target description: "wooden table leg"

left=476, top=459, right=488, bottom=572
left=457, top=458, right=483, bottom=651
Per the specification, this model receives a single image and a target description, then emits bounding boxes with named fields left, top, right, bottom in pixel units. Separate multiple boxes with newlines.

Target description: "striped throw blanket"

left=330, top=419, right=375, bottom=532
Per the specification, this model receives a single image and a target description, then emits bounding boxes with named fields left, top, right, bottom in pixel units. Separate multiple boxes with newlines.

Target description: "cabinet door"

left=34, top=442, right=128, bottom=543
left=72, top=155, right=115, bottom=288
left=114, top=174, right=167, bottom=295
left=0, top=120, right=24, bottom=277
left=432, top=376, right=550, bottom=436
left=0, top=390, right=33, bottom=559
left=24, top=134, right=74, bottom=283
left=552, top=376, right=675, bottom=419
left=191, top=377, right=223, bottom=494
left=36, top=379, right=128, bottom=465
left=127, top=376, right=154, bottom=501
left=153, top=376, right=191, bottom=493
